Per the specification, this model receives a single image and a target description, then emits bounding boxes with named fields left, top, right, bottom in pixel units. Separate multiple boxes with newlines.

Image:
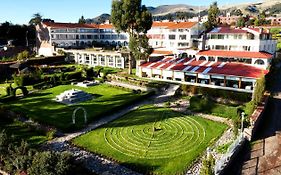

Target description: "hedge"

left=181, top=84, right=251, bottom=103
left=189, top=96, right=241, bottom=119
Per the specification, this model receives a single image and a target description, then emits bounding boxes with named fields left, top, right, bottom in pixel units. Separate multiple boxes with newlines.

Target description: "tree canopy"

left=78, top=15, right=86, bottom=24
left=111, top=0, right=152, bottom=74
left=204, top=2, right=220, bottom=31
left=29, top=13, right=42, bottom=26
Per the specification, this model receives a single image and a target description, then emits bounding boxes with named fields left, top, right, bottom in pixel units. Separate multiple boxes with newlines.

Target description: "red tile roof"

left=43, top=22, right=98, bottom=29
left=140, top=58, right=268, bottom=79
left=167, top=22, right=197, bottom=29
left=152, top=50, right=173, bottom=55
left=210, top=27, right=248, bottom=34
left=209, top=63, right=268, bottom=78
left=197, top=50, right=273, bottom=59
left=98, top=24, right=114, bottom=29
left=247, top=28, right=270, bottom=34
left=152, top=22, right=175, bottom=28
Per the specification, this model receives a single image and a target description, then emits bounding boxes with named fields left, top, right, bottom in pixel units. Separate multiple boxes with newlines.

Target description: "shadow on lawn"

left=104, top=107, right=182, bottom=128
left=5, top=92, right=147, bottom=132
left=120, top=162, right=161, bottom=175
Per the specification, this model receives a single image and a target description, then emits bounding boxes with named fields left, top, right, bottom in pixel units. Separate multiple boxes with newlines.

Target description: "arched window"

left=199, top=56, right=207, bottom=61
left=254, top=59, right=265, bottom=65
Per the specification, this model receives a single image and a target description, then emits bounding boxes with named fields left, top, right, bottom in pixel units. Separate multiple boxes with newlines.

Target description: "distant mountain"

left=220, top=0, right=281, bottom=15
left=87, top=0, right=281, bottom=24
left=86, top=13, right=110, bottom=24
left=148, top=4, right=207, bottom=16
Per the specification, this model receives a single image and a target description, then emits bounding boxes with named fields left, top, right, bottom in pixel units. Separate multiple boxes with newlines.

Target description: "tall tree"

left=204, top=2, right=220, bottom=31
left=111, top=0, right=152, bottom=74
left=78, top=15, right=86, bottom=24
left=29, top=13, right=42, bottom=26
left=236, top=16, right=246, bottom=27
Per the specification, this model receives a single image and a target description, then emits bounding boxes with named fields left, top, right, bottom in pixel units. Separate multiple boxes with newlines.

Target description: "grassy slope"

left=5, top=84, right=144, bottom=131
left=73, top=105, right=227, bottom=175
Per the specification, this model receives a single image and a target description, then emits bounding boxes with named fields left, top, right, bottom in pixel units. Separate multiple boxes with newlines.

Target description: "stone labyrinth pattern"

left=104, top=112, right=206, bottom=159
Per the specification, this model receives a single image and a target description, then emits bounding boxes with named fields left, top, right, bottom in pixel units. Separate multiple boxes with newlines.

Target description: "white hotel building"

left=36, top=22, right=277, bottom=93
left=139, top=27, right=277, bottom=93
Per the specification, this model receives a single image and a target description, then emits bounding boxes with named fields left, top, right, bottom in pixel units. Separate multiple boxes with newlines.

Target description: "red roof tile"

left=210, top=27, right=248, bottom=34
left=152, top=50, right=173, bottom=55
left=167, top=22, right=197, bottom=29
left=43, top=22, right=98, bottom=29
left=141, top=57, right=268, bottom=79
left=98, top=24, right=114, bottom=29
left=197, top=50, right=273, bottom=59
left=209, top=63, right=268, bottom=78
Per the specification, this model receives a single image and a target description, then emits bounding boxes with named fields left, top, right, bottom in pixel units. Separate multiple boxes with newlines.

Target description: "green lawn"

left=0, top=116, right=47, bottom=146
left=189, top=96, right=242, bottom=119
left=188, top=96, right=255, bottom=119
left=73, top=105, right=227, bottom=175
left=4, top=84, right=146, bottom=131
left=0, top=83, right=33, bottom=97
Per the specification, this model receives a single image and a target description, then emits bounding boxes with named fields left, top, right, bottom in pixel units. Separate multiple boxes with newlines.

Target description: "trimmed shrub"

left=65, top=71, right=82, bottom=81
left=253, top=76, right=265, bottom=105
left=181, top=85, right=251, bottom=102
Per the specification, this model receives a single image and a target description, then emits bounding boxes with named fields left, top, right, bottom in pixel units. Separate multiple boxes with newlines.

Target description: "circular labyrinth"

left=104, top=113, right=206, bottom=159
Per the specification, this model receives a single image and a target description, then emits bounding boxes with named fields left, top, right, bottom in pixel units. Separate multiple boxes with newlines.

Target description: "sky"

left=0, top=0, right=257, bottom=25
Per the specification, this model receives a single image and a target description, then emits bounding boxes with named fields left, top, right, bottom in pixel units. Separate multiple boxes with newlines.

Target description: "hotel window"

left=100, top=56, right=106, bottom=66
left=108, top=56, right=114, bottom=67
left=218, top=35, right=224, bottom=39
left=116, top=56, right=122, bottom=68
left=85, top=55, right=90, bottom=64
left=178, top=42, right=189, bottom=47
left=208, top=57, right=215, bottom=61
left=87, top=35, right=92, bottom=39
left=169, top=35, right=176, bottom=40
left=178, top=29, right=184, bottom=32
left=51, top=34, right=54, bottom=39
left=179, top=35, right=186, bottom=40
left=210, top=34, right=218, bottom=39
left=215, top=45, right=226, bottom=50
left=92, top=55, right=98, bottom=65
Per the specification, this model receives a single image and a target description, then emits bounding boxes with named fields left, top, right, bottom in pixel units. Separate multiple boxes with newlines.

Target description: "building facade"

left=36, top=22, right=129, bottom=56
left=36, top=21, right=201, bottom=56
left=138, top=26, right=277, bottom=93
left=66, top=49, right=126, bottom=69
left=147, top=21, right=201, bottom=49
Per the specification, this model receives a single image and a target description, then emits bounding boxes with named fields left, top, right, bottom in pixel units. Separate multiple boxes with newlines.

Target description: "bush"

left=65, top=71, right=82, bottom=81
left=244, top=101, right=256, bottom=117
left=189, top=96, right=239, bottom=118
left=253, top=76, right=265, bottom=105
left=181, top=85, right=251, bottom=102
left=46, top=129, right=57, bottom=140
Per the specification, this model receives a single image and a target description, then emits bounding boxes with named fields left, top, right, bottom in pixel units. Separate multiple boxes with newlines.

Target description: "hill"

left=87, top=0, right=281, bottom=23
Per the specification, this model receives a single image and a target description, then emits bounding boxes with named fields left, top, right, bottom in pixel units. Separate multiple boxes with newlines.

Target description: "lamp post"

left=241, top=112, right=245, bottom=137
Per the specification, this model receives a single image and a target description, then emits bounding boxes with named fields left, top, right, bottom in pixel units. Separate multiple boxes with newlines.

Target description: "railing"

left=214, top=134, right=246, bottom=175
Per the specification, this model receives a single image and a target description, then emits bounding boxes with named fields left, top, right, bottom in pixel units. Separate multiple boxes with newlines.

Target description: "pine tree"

left=204, top=2, right=220, bottom=31
left=111, top=0, right=152, bottom=74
